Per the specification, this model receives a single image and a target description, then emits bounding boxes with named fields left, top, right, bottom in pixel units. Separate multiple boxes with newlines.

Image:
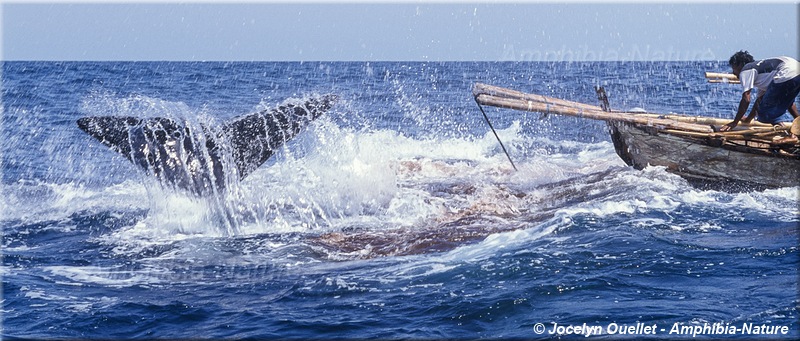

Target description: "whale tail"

left=77, top=94, right=338, bottom=196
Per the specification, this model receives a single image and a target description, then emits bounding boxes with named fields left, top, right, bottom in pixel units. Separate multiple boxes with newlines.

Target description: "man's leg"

left=774, top=116, right=800, bottom=144
left=757, top=76, right=800, bottom=124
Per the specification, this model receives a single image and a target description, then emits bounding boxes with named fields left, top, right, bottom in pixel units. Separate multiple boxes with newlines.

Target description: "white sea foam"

left=675, top=184, right=799, bottom=222
left=1, top=179, right=147, bottom=223
left=22, top=282, right=119, bottom=314
left=22, top=91, right=796, bottom=265
left=9, top=111, right=636, bottom=263
left=44, top=265, right=166, bottom=288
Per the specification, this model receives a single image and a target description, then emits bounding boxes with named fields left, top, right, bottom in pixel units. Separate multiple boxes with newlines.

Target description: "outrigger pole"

left=472, top=82, right=789, bottom=143
left=473, top=82, right=715, bottom=133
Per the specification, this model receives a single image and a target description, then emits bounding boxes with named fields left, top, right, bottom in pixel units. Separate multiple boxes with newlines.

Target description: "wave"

left=4, top=92, right=798, bottom=268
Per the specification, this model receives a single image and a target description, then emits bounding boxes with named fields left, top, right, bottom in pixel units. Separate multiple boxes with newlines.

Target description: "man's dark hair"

left=729, top=50, right=754, bottom=67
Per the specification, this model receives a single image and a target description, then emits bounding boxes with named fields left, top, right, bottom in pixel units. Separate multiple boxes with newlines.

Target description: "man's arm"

left=741, top=93, right=763, bottom=123
left=721, top=90, right=752, bottom=131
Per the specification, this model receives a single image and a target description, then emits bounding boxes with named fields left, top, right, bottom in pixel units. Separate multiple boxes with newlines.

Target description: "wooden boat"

left=472, top=82, right=800, bottom=190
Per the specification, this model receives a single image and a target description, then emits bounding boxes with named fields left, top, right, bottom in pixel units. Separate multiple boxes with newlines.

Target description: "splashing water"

left=2, top=61, right=797, bottom=339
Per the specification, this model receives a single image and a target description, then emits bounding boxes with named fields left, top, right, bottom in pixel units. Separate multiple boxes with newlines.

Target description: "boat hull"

left=609, top=122, right=800, bottom=190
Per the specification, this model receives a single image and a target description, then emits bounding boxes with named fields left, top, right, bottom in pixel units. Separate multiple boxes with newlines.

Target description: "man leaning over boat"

left=721, top=51, right=800, bottom=144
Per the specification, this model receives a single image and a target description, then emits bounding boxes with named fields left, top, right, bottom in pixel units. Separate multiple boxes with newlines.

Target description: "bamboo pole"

left=473, top=83, right=775, bottom=129
left=634, top=114, right=773, bottom=128
left=472, top=83, right=794, bottom=133
left=705, top=72, right=741, bottom=84
left=659, top=129, right=778, bottom=144
left=474, top=83, right=715, bottom=133
left=660, top=129, right=717, bottom=139
left=475, top=92, right=715, bottom=133
left=473, top=83, right=603, bottom=112
left=471, top=82, right=800, bottom=149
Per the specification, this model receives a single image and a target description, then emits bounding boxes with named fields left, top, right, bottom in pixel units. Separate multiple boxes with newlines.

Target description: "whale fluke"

left=77, top=94, right=338, bottom=196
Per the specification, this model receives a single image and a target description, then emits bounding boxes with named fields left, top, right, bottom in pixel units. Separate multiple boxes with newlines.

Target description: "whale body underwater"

left=77, top=94, right=338, bottom=196
left=76, top=94, right=651, bottom=259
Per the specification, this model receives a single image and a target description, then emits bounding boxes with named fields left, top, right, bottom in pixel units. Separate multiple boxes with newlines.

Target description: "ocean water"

left=2, top=61, right=798, bottom=339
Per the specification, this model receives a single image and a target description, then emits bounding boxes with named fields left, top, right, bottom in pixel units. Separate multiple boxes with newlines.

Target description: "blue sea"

left=2, top=61, right=798, bottom=339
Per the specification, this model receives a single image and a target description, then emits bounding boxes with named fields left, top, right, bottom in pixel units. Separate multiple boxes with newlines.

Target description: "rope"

left=474, top=95, right=518, bottom=171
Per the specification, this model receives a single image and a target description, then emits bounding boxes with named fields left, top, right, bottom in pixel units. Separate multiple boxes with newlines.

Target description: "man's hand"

left=720, top=122, right=737, bottom=132
left=723, top=90, right=752, bottom=133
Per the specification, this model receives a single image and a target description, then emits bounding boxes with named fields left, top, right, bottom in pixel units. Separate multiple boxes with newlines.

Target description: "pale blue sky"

left=2, top=1, right=798, bottom=61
